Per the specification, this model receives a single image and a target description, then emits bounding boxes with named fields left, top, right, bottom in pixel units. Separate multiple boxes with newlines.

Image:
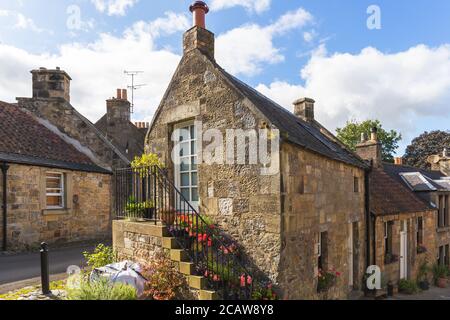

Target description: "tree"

left=403, top=130, right=450, bottom=170
left=336, top=119, right=402, bottom=162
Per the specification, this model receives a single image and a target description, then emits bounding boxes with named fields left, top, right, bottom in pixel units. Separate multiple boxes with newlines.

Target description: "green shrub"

left=67, top=277, right=137, bottom=300
left=83, top=244, right=117, bottom=269
left=432, top=264, right=449, bottom=283
left=398, top=279, right=419, bottom=295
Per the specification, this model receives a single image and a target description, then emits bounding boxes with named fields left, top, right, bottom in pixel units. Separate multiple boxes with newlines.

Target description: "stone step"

left=189, top=275, right=208, bottom=290
left=162, top=237, right=180, bottom=249
left=179, top=262, right=195, bottom=275
left=199, top=290, right=219, bottom=301
left=170, top=249, right=190, bottom=262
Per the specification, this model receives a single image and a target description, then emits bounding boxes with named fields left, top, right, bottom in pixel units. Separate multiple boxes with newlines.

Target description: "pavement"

left=388, top=285, right=450, bottom=300
left=0, top=242, right=99, bottom=290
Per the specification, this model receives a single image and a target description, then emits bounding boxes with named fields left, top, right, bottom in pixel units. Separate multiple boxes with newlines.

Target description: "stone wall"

left=0, top=163, right=111, bottom=251
left=278, top=142, right=366, bottom=299
left=145, top=50, right=282, bottom=284
left=112, top=220, right=166, bottom=264
left=374, top=211, right=437, bottom=286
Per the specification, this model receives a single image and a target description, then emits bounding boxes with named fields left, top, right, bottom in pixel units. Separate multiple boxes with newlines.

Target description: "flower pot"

left=143, top=208, right=155, bottom=220
left=418, top=280, right=429, bottom=291
left=437, top=278, right=448, bottom=288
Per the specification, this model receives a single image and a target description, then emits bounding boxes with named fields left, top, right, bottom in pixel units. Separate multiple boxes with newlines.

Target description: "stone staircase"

left=148, top=223, right=219, bottom=300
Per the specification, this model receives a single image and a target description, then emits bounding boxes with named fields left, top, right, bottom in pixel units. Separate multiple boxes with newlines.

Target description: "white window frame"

left=173, top=121, right=198, bottom=210
left=46, top=172, right=65, bottom=209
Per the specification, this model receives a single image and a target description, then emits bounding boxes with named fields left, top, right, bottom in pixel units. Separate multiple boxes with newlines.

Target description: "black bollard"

left=40, top=242, right=50, bottom=295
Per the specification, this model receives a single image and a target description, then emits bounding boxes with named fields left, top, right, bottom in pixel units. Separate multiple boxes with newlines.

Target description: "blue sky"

left=0, top=0, right=449, bottom=155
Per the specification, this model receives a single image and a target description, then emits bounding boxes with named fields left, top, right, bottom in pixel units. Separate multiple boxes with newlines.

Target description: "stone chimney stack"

left=31, top=67, right=71, bottom=102
left=356, top=127, right=383, bottom=167
left=428, top=148, right=450, bottom=176
left=106, top=89, right=131, bottom=127
left=394, top=157, right=403, bottom=166
left=293, top=98, right=315, bottom=122
left=184, top=1, right=214, bottom=59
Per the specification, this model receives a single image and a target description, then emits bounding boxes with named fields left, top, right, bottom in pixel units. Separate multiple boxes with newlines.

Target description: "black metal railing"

left=114, top=166, right=253, bottom=299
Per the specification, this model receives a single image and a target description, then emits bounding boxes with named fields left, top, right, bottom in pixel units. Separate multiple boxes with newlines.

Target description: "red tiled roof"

left=0, top=100, right=106, bottom=172
left=370, top=167, right=432, bottom=215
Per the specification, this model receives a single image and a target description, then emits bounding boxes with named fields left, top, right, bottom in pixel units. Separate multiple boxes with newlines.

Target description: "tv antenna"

left=124, top=70, right=147, bottom=113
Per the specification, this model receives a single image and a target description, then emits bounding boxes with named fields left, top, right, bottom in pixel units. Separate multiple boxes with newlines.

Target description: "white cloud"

left=0, top=10, right=45, bottom=33
left=0, top=12, right=189, bottom=123
left=210, top=0, right=271, bottom=14
left=91, top=0, right=139, bottom=16
left=216, top=8, right=314, bottom=76
left=256, top=44, right=450, bottom=146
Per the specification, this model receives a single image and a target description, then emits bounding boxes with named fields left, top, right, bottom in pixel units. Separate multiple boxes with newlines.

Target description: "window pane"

left=190, top=125, right=196, bottom=139
left=191, top=156, right=198, bottom=171
left=181, top=188, right=190, bottom=201
left=191, top=172, right=198, bottom=186
left=179, top=127, right=190, bottom=142
left=191, top=188, right=199, bottom=202
left=180, top=158, right=190, bottom=172
left=46, top=178, right=61, bottom=189
left=181, top=173, right=190, bottom=187
left=180, top=142, right=189, bottom=157
left=47, top=196, right=62, bottom=207
left=191, top=141, right=197, bottom=154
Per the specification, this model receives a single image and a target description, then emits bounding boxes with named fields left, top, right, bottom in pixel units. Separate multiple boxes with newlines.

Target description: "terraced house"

left=355, top=131, right=450, bottom=292
left=113, top=1, right=369, bottom=300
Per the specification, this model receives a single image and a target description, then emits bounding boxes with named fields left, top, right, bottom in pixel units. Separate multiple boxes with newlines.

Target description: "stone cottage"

left=356, top=129, right=438, bottom=289
left=1, top=68, right=147, bottom=251
left=0, top=100, right=111, bottom=251
left=113, top=1, right=369, bottom=300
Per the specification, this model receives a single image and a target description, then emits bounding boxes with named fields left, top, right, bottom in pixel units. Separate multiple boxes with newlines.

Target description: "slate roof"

left=0, top=100, right=110, bottom=174
left=383, top=163, right=448, bottom=191
left=217, top=67, right=368, bottom=169
left=95, top=115, right=146, bottom=161
left=370, top=167, right=432, bottom=215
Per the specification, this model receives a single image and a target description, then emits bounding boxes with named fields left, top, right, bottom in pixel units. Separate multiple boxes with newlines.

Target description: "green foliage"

left=83, top=244, right=117, bottom=269
left=131, top=153, right=164, bottom=169
left=67, top=277, right=137, bottom=300
left=141, top=253, right=190, bottom=300
left=125, top=197, right=154, bottom=221
left=336, top=119, right=402, bottom=162
left=317, top=269, right=340, bottom=292
left=417, top=261, right=430, bottom=282
left=432, top=264, right=449, bottom=283
left=398, top=279, right=419, bottom=295
left=252, top=283, right=277, bottom=300
left=403, top=130, right=450, bottom=170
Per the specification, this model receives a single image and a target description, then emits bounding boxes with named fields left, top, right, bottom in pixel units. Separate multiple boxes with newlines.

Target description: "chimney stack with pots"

left=106, top=89, right=131, bottom=126
left=184, top=1, right=215, bottom=59
left=355, top=127, right=383, bottom=167
left=31, top=67, right=72, bottom=102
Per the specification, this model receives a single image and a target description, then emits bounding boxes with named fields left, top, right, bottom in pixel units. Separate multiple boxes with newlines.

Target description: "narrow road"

left=0, top=243, right=96, bottom=285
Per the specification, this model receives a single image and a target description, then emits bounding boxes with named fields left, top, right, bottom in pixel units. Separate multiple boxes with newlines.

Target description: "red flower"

left=247, top=276, right=252, bottom=285
left=202, top=234, right=208, bottom=242
left=207, top=237, right=213, bottom=247
left=240, top=275, right=246, bottom=287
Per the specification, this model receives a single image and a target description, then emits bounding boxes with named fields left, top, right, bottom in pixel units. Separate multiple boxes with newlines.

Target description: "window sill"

left=42, top=209, right=71, bottom=216
left=437, top=226, right=450, bottom=233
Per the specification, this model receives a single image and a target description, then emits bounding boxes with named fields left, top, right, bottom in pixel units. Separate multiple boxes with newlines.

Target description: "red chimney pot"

left=190, top=1, right=209, bottom=29
left=116, top=89, right=122, bottom=100
left=122, top=89, right=128, bottom=101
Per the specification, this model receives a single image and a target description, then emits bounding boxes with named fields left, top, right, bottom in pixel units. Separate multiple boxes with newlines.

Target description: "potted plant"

left=317, top=269, right=340, bottom=293
left=433, top=264, right=449, bottom=288
left=417, top=261, right=430, bottom=291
